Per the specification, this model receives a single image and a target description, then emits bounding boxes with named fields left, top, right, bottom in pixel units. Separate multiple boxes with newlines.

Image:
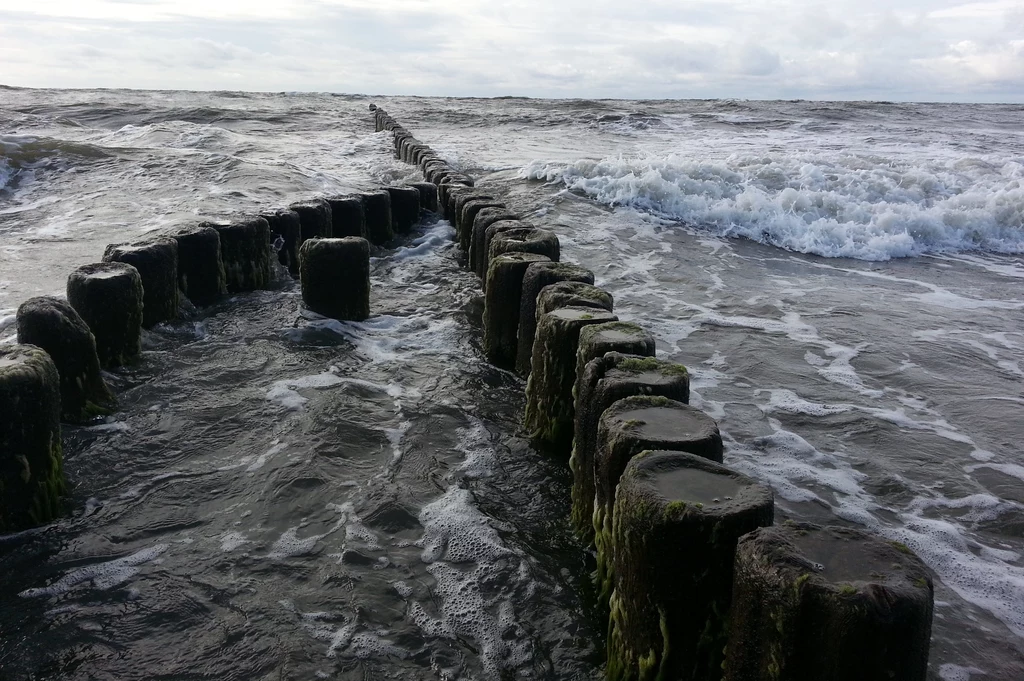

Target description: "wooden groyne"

left=372, top=103, right=936, bottom=681
left=0, top=104, right=936, bottom=681
left=0, top=123, right=437, bottom=531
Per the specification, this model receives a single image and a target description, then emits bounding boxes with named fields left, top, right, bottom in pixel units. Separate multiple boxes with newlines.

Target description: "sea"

left=1, top=87, right=1023, bottom=681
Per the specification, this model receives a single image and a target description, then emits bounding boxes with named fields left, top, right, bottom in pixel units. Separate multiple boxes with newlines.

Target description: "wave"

left=0, top=158, right=13, bottom=191
left=521, top=152, right=1024, bottom=261
left=1, top=134, right=114, bottom=163
left=0, top=135, right=114, bottom=193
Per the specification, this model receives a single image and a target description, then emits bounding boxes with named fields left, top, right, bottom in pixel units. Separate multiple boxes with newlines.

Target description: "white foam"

left=288, top=311, right=464, bottom=367
left=887, top=512, right=1024, bottom=637
left=241, top=441, right=288, bottom=472
left=756, top=388, right=853, bottom=417
left=939, top=664, right=985, bottom=681
left=808, top=261, right=1024, bottom=310
left=265, top=366, right=346, bottom=411
left=264, top=365, right=414, bottom=414
left=815, top=343, right=885, bottom=398
left=413, top=486, right=533, bottom=676
left=674, top=301, right=889, bottom=401
left=219, top=532, right=250, bottom=552
left=859, top=405, right=975, bottom=445
left=418, top=562, right=532, bottom=675
left=454, top=418, right=498, bottom=479
left=267, top=527, right=324, bottom=559
left=19, top=544, right=168, bottom=597
left=418, top=488, right=512, bottom=564
left=521, top=153, right=1024, bottom=261
left=344, top=518, right=382, bottom=552
left=389, top=222, right=455, bottom=261
left=392, top=581, right=414, bottom=599
left=290, top=603, right=408, bottom=660
left=912, top=329, right=1024, bottom=376
left=85, top=420, right=131, bottom=433
left=942, top=253, right=1024, bottom=279
left=967, top=462, right=1024, bottom=483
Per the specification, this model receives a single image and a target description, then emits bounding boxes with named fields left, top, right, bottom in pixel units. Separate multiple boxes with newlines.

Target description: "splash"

left=522, top=153, right=1024, bottom=260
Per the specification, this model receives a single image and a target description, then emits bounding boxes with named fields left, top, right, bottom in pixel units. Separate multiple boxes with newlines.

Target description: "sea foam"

left=521, top=154, right=1024, bottom=261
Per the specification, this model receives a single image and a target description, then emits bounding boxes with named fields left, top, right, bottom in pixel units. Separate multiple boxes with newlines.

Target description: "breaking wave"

left=522, top=152, right=1024, bottom=261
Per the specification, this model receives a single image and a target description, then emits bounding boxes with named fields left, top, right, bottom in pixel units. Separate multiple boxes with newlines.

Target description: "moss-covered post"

left=171, top=224, right=227, bottom=306
left=16, top=297, right=114, bottom=423
left=360, top=190, right=394, bottom=245
left=410, top=145, right=432, bottom=166
left=424, top=162, right=451, bottom=184
left=410, top=182, right=438, bottom=213
left=487, top=227, right=561, bottom=281
left=478, top=220, right=527, bottom=282
left=261, top=208, right=302, bottom=276
left=452, top=191, right=491, bottom=237
left=435, top=177, right=459, bottom=216
left=593, top=395, right=723, bottom=610
left=439, top=176, right=474, bottom=219
left=428, top=165, right=458, bottom=186
left=396, top=134, right=417, bottom=160
left=405, top=142, right=428, bottom=165
left=384, top=186, right=421, bottom=233
left=419, top=151, right=440, bottom=168
left=515, top=262, right=595, bottom=376
left=326, top=196, right=367, bottom=239
left=571, top=353, right=689, bottom=541
left=443, top=177, right=476, bottom=215
left=298, top=237, right=370, bottom=321
left=290, top=199, right=333, bottom=240
left=524, top=306, right=618, bottom=449
left=206, top=217, right=272, bottom=293
left=442, top=185, right=477, bottom=233
left=724, top=523, right=934, bottom=681
left=608, top=451, right=774, bottom=681
left=471, top=208, right=519, bottom=276
left=575, top=321, right=656, bottom=379
left=459, top=198, right=504, bottom=252
left=451, top=191, right=492, bottom=238
left=397, top=138, right=414, bottom=162
left=0, top=344, right=66, bottom=531
left=536, top=281, right=614, bottom=319
left=404, top=140, right=424, bottom=164
left=67, top=262, right=144, bottom=368
left=483, top=253, right=551, bottom=368
left=102, top=237, right=179, bottom=327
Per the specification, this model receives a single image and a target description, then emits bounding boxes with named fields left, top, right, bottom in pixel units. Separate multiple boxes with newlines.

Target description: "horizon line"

left=2, top=83, right=1023, bottom=106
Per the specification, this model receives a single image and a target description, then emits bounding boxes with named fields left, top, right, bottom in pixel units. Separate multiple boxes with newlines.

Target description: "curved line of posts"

left=372, top=103, right=936, bottom=681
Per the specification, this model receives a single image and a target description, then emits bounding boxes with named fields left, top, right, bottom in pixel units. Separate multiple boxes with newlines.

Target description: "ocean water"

left=1, top=88, right=1023, bottom=680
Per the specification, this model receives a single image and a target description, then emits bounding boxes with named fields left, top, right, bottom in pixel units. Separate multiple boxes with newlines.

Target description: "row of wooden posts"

left=0, top=107, right=937, bottom=681
left=0, top=170, right=441, bottom=530
left=373, top=103, right=936, bottom=681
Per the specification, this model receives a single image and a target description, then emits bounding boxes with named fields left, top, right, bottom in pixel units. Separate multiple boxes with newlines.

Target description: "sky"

left=0, top=0, right=1022, bottom=102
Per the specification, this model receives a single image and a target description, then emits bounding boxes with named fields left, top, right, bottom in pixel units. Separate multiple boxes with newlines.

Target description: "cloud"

left=734, top=44, right=781, bottom=77
left=0, top=1, right=1021, bottom=101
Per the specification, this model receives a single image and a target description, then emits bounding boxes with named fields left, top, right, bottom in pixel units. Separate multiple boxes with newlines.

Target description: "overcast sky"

left=0, top=0, right=1022, bottom=101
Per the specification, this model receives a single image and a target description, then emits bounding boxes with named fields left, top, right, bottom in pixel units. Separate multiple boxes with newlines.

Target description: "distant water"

left=1, top=89, right=1023, bottom=681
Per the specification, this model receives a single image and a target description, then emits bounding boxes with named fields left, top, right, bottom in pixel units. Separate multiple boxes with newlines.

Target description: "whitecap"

left=521, top=152, right=1024, bottom=261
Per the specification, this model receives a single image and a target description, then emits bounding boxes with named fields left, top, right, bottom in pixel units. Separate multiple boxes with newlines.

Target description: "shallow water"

left=1, top=220, right=604, bottom=680
left=1, top=90, right=1023, bottom=680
